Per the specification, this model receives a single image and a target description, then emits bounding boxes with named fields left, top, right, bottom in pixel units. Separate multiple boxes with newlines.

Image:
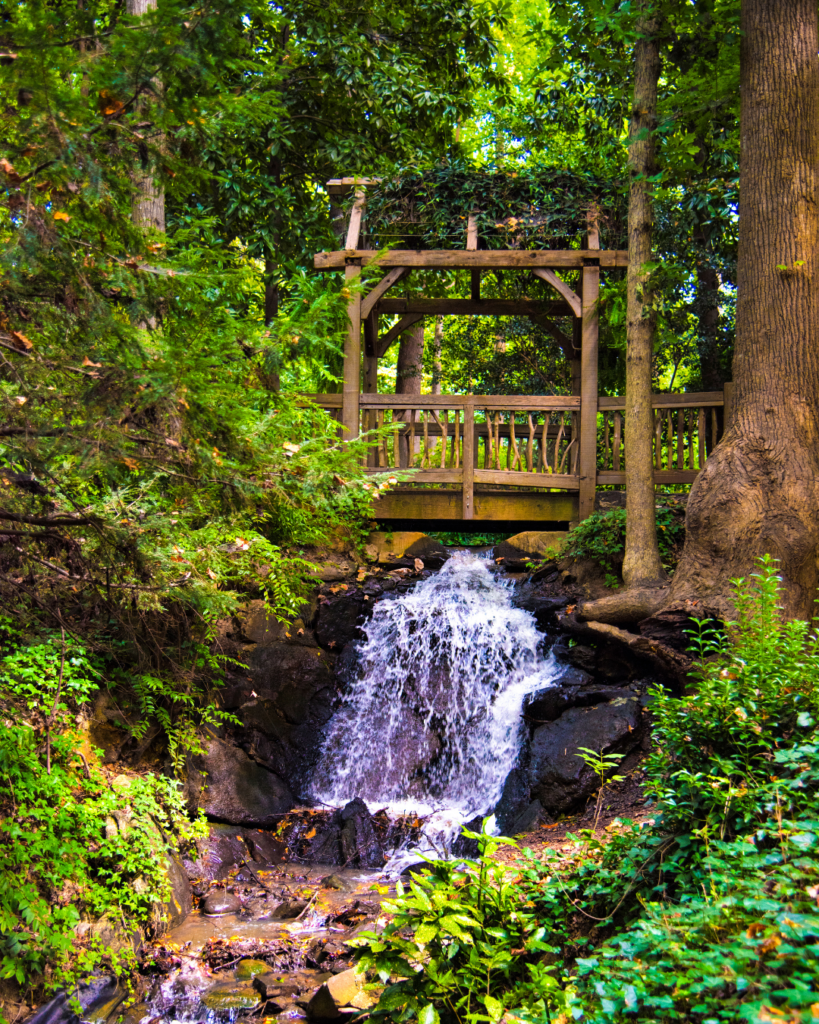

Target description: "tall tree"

left=622, top=5, right=666, bottom=589
left=664, top=0, right=819, bottom=620
left=127, top=0, right=164, bottom=234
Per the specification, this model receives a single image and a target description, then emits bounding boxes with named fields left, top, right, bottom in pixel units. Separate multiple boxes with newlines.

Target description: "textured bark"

left=396, top=319, right=424, bottom=466
left=577, top=587, right=668, bottom=625
left=127, top=0, right=164, bottom=233
left=663, top=0, right=819, bottom=621
left=622, top=8, right=666, bottom=589
left=431, top=315, right=443, bottom=394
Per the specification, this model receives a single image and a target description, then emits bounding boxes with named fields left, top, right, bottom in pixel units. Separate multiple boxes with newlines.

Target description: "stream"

left=78, top=551, right=561, bottom=1024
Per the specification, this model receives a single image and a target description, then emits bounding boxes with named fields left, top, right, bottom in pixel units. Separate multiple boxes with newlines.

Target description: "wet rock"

left=494, top=768, right=531, bottom=836
left=202, top=891, right=242, bottom=916
left=183, top=823, right=247, bottom=882
left=321, top=873, right=353, bottom=891
left=236, top=959, right=271, bottom=979
left=451, top=815, right=483, bottom=858
left=27, top=977, right=122, bottom=1024
left=316, top=591, right=372, bottom=650
left=244, top=830, right=287, bottom=866
left=227, top=643, right=337, bottom=798
left=509, top=799, right=544, bottom=834
left=528, top=699, right=642, bottom=812
left=270, top=899, right=309, bottom=919
left=551, top=641, right=597, bottom=673
left=524, top=682, right=638, bottom=726
left=254, top=973, right=302, bottom=1000
left=557, top=665, right=594, bottom=687
left=307, top=968, right=369, bottom=1019
left=404, top=535, right=450, bottom=570
left=201, top=982, right=260, bottom=1010
left=189, top=737, right=293, bottom=826
left=161, top=854, right=192, bottom=932
left=340, top=799, right=384, bottom=869
left=511, top=588, right=568, bottom=629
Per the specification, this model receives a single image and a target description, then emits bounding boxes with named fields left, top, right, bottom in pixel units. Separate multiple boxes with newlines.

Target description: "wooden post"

left=578, top=209, right=600, bottom=519
left=341, top=189, right=365, bottom=439
left=364, top=311, right=378, bottom=393
left=462, top=396, right=475, bottom=520
left=467, top=213, right=480, bottom=302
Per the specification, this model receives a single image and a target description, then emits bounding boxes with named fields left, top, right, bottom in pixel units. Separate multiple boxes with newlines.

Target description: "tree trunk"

left=396, top=319, right=424, bottom=466
left=127, top=0, right=164, bottom=233
left=621, top=7, right=666, bottom=589
left=431, top=315, right=443, bottom=394
left=662, top=0, right=819, bottom=621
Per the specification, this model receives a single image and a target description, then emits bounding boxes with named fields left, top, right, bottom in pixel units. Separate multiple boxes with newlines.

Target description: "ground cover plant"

left=354, top=557, right=819, bottom=1023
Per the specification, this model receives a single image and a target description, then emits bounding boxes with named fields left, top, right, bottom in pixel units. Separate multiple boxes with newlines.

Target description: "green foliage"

left=356, top=558, right=819, bottom=1024
left=563, top=503, right=686, bottom=581
left=353, top=825, right=565, bottom=1024
left=428, top=532, right=511, bottom=548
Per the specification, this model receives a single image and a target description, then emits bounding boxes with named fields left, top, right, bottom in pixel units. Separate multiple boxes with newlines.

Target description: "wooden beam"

left=467, top=213, right=480, bottom=302
left=599, top=391, right=725, bottom=411
left=375, top=313, right=423, bottom=358
left=374, top=488, right=579, bottom=523
left=341, top=261, right=362, bottom=438
left=315, top=249, right=630, bottom=270
left=532, top=268, right=582, bottom=318
left=474, top=470, right=580, bottom=490
left=359, top=394, right=581, bottom=410
left=377, top=298, right=574, bottom=317
left=578, top=209, right=600, bottom=519
left=326, top=177, right=381, bottom=196
left=345, top=189, right=366, bottom=250
left=361, top=267, right=410, bottom=320
left=598, top=470, right=700, bottom=485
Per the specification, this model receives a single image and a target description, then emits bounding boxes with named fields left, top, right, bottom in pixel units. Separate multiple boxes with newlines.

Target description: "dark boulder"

left=316, top=591, right=373, bottom=650
left=494, top=768, right=531, bottom=836
left=512, top=588, right=568, bottom=630
left=404, top=536, right=450, bottom=570
left=189, top=737, right=293, bottom=827
left=162, top=854, right=193, bottom=931
left=183, top=823, right=247, bottom=882
left=529, top=698, right=642, bottom=812
left=203, top=891, right=242, bottom=916
left=340, top=799, right=384, bottom=869
left=551, top=641, right=597, bottom=673
left=244, top=830, right=287, bottom=866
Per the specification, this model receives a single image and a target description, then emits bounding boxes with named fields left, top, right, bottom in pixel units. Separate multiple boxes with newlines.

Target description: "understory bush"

left=355, top=557, right=819, bottom=1024
left=561, top=503, right=686, bottom=583
left=0, top=627, right=206, bottom=1008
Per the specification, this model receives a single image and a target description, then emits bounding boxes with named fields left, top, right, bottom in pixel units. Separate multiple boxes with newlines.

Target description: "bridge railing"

left=304, top=385, right=732, bottom=519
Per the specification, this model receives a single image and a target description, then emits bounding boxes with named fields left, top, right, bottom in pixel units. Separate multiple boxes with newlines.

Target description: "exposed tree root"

left=576, top=587, right=669, bottom=625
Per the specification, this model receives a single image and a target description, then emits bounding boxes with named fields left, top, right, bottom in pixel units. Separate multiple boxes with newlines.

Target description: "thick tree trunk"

left=622, top=8, right=666, bottom=589
left=396, top=319, right=424, bottom=466
left=662, top=0, right=819, bottom=621
left=127, top=0, right=164, bottom=233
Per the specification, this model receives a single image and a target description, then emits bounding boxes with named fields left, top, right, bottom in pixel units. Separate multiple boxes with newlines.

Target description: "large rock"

left=226, top=643, right=338, bottom=797
left=190, top=737, right=293, bottom=826
left=339, top=799, right=384, bottom=869
left=315, top=591, right=372, bottom=650
left=495, top=531, right=568, bottom=562
left=307, top=968, right=374, bottom=1019
left=366, top=531, right=448, bottom=567
left=528, top=698, right=642, bottom=812
left=162, top=854, right=193, bottom=931
left=183, top=823, right=247, bottom=881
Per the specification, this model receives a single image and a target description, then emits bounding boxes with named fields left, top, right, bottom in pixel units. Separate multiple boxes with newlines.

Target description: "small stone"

left=321, top=873, right=351, bottom=891
left=202, top=891, right=241, bottom=916
left=201, top=982, right=260, bottom=1010
left=270, top=899, right=309, bottom=919
left=235, top=959, right=270, bottom=980
left=307, top=968, right=365, bottom=1019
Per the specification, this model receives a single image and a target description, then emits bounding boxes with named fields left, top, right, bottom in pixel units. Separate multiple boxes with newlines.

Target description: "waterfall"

left=310, top=551, right=559, bottom=861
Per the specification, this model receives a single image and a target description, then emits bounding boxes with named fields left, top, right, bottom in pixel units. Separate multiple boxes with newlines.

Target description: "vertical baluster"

left=698, top=408, right=706, bottom=468
left=687, top=409, right=694, bottom=470
left=393, top=410, right=400, bottom=468
left=571, top=412, right=580, bottom=474
left=613, top=411, right=622, bottom=472
left=665, top=411, right=673, bottom=471
left=677, top=408, right=684, bottom=470
left=422, top=410, right=430, bottom=468
left=454, top=409, right=460, bottom=469
left=408, top=408, right=416, bottom=467
left=603, top=412, right=610, bottom=471
left=654, top=410, right=662, bottom=470
left=553, top=416, right=565, bottom=474
left=527, top=413, right=535, bottom=472
left=494, top=413, right=501, bottom=470
left=712, top=407, right=718, bottom=449
left=377, top=410, right=384, bottom=467
left=537, top=417, right=545, bottom=473
left=440, top=411, right=448, bottom=469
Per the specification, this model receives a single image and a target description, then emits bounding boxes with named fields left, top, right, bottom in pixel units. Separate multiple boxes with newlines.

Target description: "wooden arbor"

left=312, top=178, right=730, bottom=525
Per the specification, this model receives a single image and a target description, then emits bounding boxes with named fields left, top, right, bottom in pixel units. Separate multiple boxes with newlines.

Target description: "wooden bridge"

left=310, top=178, right=733, bottom=526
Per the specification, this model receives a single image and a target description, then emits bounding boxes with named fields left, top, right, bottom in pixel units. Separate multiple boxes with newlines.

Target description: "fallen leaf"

left=53, top=211, right=71, bottom=222
left=304, top=828, right=317, bottom=839
left=10, top=331, right=33, bottom=351
left=82, top=355, right=102, bottom=367
left=13, top=396, right=27, bottom=405
left=414, top=558, right=424, bottom=571
left=122, top=457, right=139, bottom=470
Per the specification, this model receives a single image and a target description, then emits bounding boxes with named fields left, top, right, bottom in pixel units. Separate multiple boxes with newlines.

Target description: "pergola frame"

left=314, top=177, right=628, bottom=518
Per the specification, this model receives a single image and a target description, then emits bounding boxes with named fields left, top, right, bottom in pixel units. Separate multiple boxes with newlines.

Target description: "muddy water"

left=112, top=865, right=390, bottom=1024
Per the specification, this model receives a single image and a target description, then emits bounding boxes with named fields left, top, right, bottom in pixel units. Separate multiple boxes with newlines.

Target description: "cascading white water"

left=310, top=551, right=559, bottom=862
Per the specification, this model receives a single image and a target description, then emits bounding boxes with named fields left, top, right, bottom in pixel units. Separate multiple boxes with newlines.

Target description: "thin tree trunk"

left=431, top=315, right=443, bottom=394
left=127, top=0, right=164, bottom=233
left=663, top=0, right=819, bottom=621
left=622, top=7, right=666, bottom=589
left=396, top=319, right=424, bottom=466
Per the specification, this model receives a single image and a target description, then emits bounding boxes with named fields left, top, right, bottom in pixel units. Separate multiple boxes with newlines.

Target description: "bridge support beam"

left=578, top=208, right=600, bottom=520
